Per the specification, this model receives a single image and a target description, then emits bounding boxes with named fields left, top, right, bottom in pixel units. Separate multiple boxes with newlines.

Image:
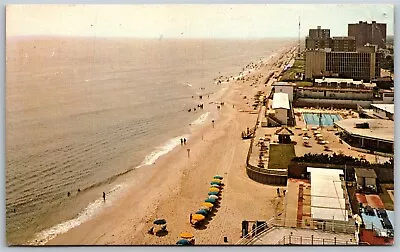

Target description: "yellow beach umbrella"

left=211, top=179, right=222, bottom=183
left=209, top=187, right=220, bottom=193
left=180, top=232, right=194, bottom=239
left=202, top=202, right=214, bottom=208
left=192, top=214, right=205, bottom=221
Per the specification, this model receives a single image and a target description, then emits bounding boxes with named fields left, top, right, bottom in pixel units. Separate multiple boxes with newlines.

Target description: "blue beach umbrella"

left=208, top=191, right=219, bottom=196
left=195, top=209, right=208, bottom=216
left=205, top=198, right=216, bottom=203
left=210, top=181, right=222, bottom=185
left=176, top=239, right=191, bottom=245
left=153, top=219, right=167, bottom=225
left=214, top=175, right=223, bottom=180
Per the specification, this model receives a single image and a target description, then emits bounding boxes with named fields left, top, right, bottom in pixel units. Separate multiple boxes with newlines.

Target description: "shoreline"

left=38, top=44, right=295, bottom=245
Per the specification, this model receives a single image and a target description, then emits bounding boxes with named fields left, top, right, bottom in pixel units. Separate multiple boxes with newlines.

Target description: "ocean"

left=5, top=36, right=294, bottom=244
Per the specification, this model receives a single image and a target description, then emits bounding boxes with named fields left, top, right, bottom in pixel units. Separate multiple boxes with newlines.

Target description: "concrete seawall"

left=244, top=47, right=295, bottom=186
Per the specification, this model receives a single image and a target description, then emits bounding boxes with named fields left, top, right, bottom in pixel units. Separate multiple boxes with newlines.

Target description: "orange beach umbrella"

left=192, top=214, right=205, bottom=221
left=201, top=202, right=214, bottom=208
left=180, top=232, right=194, bottom=239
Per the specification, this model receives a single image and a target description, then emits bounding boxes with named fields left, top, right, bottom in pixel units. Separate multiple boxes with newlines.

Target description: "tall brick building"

left=348, top=21, right=387, bottom=49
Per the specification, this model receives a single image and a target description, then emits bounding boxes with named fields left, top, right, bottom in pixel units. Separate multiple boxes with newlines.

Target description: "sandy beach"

left=45, top=45, right=295, bottom=245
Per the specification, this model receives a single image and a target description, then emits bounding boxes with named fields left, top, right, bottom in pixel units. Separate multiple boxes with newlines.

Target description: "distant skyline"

left=7, top=4, right=394, bottom=38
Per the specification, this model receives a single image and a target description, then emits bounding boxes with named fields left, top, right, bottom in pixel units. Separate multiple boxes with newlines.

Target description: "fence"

left=276, top=234, right=357, bottom=245
left=236, top=217, right=357, bottom=245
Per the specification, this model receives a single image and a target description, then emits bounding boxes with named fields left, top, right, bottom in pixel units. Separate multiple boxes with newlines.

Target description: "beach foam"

left=138, top=134, right=190, bottom=167
left=190, top=112, right=210, bottom=126
left=27, top=184, right=126, bottom=246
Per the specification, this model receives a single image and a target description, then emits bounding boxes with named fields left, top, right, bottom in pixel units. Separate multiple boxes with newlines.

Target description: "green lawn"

left=280, top=58, right=305, bottom=81
left=268, top=143, right=296, bottom=170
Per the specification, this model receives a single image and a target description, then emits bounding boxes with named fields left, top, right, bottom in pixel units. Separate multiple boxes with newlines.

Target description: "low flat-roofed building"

left=307, top=168, right=348, bottom=223
left=354, top=168, right=377, bottom=192
left=371, top=104, right=394, bottom=120
left=272, top=82, right=295, bottom=102
left=296, top=86, right=374, bottom=101
left=334, top=118, right=394, bottom=153
left=272, top=92, right=290, bottom=125
left=314, top=78, right=376, bottom=89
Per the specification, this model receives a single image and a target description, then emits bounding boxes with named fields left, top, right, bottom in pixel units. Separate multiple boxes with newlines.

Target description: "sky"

left=6, top=4, right=394, bottom=38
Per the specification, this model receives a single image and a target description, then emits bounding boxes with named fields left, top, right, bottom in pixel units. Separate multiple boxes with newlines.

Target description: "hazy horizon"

left=7, top=4, right=394, bottom=39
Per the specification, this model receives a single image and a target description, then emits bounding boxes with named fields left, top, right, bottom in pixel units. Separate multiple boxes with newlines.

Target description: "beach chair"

left=148, top=227, right=154, bottom=235
left=161, top=225, right=167, bottom=232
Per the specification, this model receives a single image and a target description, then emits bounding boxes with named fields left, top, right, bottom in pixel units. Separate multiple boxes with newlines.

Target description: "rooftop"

left=315, top=78, right=365, bottom=85
left=272, top=92, right=290, bottom=110
left=332, top=36, right=355, bottom=40
left=371, top=104, right=394, bottom=115
left=334, top=118, right=394, bottom=142
left=354, top=168, right=377, bottom=179
left=275, top=127, right=294, bottom=136
left=272, top=82, right=296, bottom=86
left=307, top=167, right=348, bottom=222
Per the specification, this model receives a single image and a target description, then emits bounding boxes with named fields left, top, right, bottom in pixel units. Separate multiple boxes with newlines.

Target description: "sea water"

left=6, top=36, right=294, bottom=244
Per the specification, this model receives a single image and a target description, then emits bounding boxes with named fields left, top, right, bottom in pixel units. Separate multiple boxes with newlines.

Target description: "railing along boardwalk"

left=236, top=217, right=357, bottom=245
left=276, top=234, right=357, bottom=245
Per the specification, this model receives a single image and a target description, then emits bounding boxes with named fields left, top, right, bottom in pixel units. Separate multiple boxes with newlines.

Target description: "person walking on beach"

left=212, top=120, right=215, bottom=128
left=184, top=138, right=187, bottom=145
left=180, top=138, right=183, bottom=145
left=190, top=213, right=193, bottom=224
left=277, top=188, right=280, bottom=196
left=103, top=192, right=106, bottom=202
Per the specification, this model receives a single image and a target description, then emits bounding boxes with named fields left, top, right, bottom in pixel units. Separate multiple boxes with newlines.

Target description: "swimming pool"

left=303, top=113, right=342, bottom=126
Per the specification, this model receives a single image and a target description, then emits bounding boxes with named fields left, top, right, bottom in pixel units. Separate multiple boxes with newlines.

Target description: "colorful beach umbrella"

left=201, top=202, right=214, bottom=208
left=208, top=195, right=219, bottom=199
left=209, top=187, right=220, bottom=193
left=153, top=219, right=167, bottom=225
left=200, top=205, right=211, bottom=210
left=205, top=198, right=216, bottom=203
left=180, top=232, right=194, bottom=239
left=208, top=191, right=219, bottom=195
left=192, top=214, right=206, bottom=221
left=214, top=175, right=223, bottom=180
left=210, top=181, right=222, bottom=185
left=176, top=239, right=191, bottom=245
left=195, top=209, right=208, bottom=216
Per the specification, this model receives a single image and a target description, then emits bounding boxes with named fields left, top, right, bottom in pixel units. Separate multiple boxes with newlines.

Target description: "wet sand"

left=46, top=45, right=295, bottom=245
